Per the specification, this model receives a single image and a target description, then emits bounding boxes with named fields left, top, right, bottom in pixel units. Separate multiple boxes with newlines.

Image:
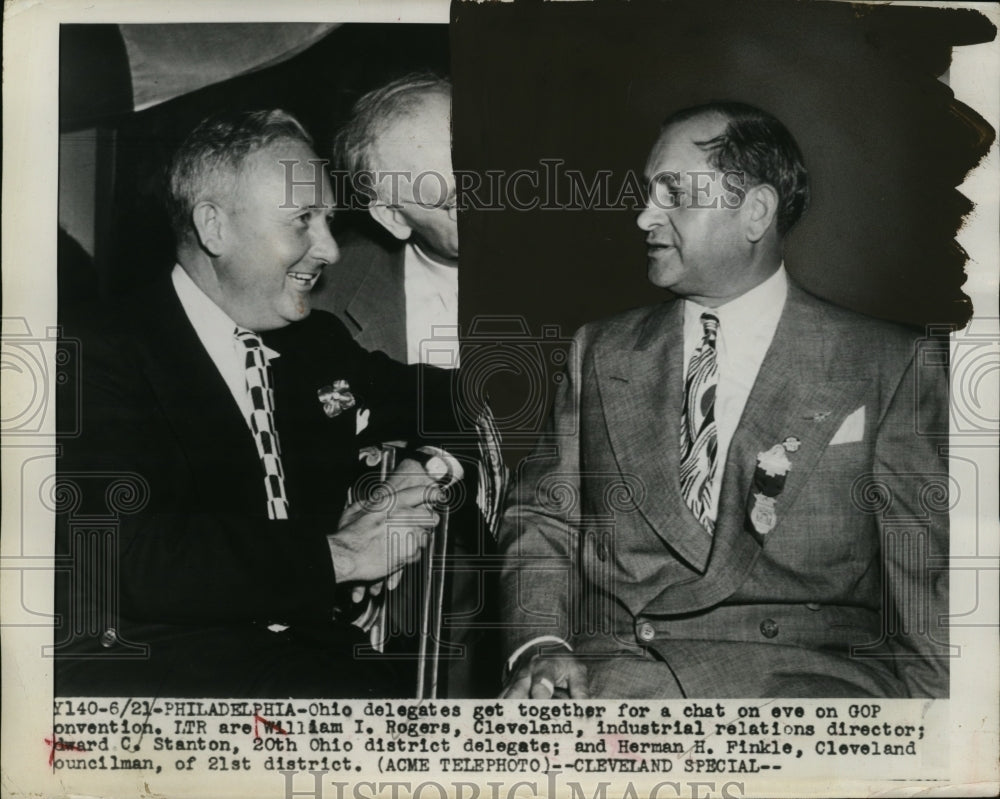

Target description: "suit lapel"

left=264, top=317, right=362, bottom=516
left=139, top=282, right=265, bottom=508
left=644, top=283, right=869, bottom=611
left=343, top=245, right=407, bottom=362
left=718, top=284, right=868, bottom=537
left=595, top=301, right=714, bottom=573
left=612, top=283, right=867, bottom=613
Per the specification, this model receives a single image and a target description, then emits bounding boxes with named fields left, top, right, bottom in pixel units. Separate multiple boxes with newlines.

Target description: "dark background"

left=449, top=0, right=994, bottom=459
left=451, top=0, right=995, bottom=334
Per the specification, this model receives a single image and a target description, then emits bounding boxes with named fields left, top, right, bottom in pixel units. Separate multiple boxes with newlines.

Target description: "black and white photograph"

left=52, top=19, right=504, bottom=703
left=2, top=0, right=998, bottom=797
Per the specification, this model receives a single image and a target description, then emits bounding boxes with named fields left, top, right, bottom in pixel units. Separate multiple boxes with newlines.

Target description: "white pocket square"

left=830, top=406, right=865, bottom=445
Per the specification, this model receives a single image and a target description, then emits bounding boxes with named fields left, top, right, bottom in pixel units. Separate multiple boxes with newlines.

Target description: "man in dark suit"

left=55, top=109, right=457, bottom=698
left=311, top=74, right=458, bottom=368
left=499, top=101, right=950, bottom=699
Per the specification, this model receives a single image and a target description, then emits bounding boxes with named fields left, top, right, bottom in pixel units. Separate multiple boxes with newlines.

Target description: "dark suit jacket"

left=55, top=275, right=457, bottom=698
left=311, top=232, right=408, bottom=362
left=311, top=232, right=501, bottom=696
left=499, top=280, right=950, bottom=698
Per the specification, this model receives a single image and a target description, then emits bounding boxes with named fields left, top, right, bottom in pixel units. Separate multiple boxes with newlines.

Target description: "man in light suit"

left=499, top=101, right=950, bottom=699
left=55, top=109, right=458, bottom=697
left=312, top=74, right=459, bottom=368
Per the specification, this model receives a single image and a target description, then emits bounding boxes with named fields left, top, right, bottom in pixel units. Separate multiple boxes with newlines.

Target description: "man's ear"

left=369, top=203, right=413, bottom=242
left=191, top=201, right=226, bottom=257
left=744, top=184, right=779, bottom=243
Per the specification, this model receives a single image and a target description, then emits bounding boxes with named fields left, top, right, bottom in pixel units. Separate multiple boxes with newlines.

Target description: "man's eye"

left=649, top=184, right=682, bottom=208
left=661, top=187, right=684, bottom=206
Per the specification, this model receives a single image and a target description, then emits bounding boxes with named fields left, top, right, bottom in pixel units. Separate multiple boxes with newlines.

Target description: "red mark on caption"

left=252, top=715, right=289, bottom=739
left=45, top=736, right=86, bottom=766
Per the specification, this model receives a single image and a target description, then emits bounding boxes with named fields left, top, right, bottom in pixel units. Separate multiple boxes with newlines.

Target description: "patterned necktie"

left=679, top=312, right=720, bottom=532
left=234, top=327, right=289, bottom=520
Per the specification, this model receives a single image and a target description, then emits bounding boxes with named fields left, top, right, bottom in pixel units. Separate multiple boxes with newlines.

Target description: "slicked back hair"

left=662, top=101, right=809, bottom=236
left=166, top=109, right=314, bottom=242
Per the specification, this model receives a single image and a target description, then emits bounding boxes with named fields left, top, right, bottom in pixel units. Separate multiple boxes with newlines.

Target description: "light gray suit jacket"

left=311, top=233, right=408, bottom=363
left=499, top=280, right=950, bottom=698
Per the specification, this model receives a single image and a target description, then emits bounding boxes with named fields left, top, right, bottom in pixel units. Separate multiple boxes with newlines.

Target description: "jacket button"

left=805, top=602, right=821, bottom=611
left=99, top=628, right=118, bottom=648
left=637, top=622, right=656, bottom=643
left=759, top=618, right=779, bottom=638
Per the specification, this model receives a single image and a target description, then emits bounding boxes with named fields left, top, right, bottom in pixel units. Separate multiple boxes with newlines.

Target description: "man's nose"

left=636, top=203, right=663, bottom=232
left=311, top=222, right=340, bottom=265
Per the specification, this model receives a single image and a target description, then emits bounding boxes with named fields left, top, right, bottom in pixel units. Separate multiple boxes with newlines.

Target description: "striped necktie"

left=234, top=327, right=289, bottom=520
left=679, top=312, right=719, bottom=532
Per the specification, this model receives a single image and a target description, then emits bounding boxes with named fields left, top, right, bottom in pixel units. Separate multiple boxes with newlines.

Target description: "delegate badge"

left=749, top=492, right=778, bottom=535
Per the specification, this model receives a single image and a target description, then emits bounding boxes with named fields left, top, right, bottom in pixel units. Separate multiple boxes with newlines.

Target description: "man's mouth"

left=287, top=271, right=320, bottom=289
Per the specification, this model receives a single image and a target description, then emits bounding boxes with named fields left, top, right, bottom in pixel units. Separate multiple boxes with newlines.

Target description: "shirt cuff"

left=506, top=636, right=573, bottom=674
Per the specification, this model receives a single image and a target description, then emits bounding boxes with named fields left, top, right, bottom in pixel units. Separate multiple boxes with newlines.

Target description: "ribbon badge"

left=746, top=436, right=800, bottom=539
left=317, top=379, right=356, bottom=419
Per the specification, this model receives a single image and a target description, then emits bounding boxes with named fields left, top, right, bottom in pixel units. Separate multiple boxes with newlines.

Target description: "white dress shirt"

left=682, top=265, right=788, bottom=520
left=171, top=264, right=280, bottom=430
left=404, top=242, right=460, bottom=368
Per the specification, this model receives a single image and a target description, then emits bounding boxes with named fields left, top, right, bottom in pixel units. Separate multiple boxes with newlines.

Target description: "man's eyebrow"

left=282, top=203, right=335, bottom=218
left=646, top=170, right=682, bottom=187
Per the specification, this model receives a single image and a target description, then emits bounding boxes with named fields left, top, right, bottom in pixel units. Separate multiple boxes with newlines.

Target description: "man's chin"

left=647, top=260, right=682, bottom=290
left=423, top=246, right=459, bottom=268
left=285, top=295, right=313, bottom=322
left=251, top=303, right=311, bottom=332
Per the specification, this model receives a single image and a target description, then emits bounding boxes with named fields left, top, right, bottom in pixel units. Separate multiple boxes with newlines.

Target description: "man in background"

left=312, top=74, right=459, bottom=369
left=500, top=101, right=950, bottom=699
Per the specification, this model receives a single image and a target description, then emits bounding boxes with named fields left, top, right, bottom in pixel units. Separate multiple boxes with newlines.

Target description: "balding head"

left=335, top=74, right=457, bottom=265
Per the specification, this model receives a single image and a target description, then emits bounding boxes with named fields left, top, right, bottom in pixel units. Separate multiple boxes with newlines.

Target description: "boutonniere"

left=317, top=379, right=356, bottom=419
left=746, top=436, right=800, bottom=540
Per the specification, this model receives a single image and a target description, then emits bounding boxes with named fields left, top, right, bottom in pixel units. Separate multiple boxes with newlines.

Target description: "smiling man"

left=166, top=116, right=338, bottom=331
left=55, top=110, right=458, bottom=697
left=499, top=101, right=950, bottom=699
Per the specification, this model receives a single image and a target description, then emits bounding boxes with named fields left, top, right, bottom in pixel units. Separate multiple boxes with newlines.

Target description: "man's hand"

left=329, top=458, right=442, bottom=584
left=501, top=652, right=590, bottom=699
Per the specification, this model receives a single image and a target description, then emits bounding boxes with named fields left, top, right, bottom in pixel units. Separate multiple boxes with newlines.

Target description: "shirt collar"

left=684, top=264, right=788, bottom=331
left=171, top=264, right=280, bottom=359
